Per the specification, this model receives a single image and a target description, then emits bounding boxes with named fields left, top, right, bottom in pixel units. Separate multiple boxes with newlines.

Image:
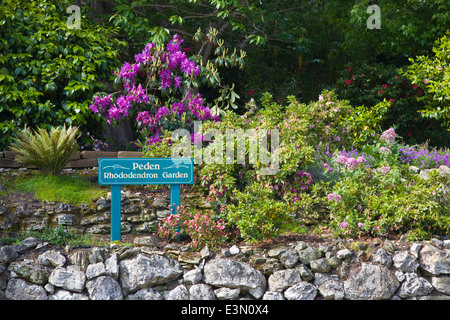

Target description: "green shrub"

left=402, top=33, right=450, bottom=131
left=336, top=62, right=450, bottom=147
left=146, top=92, right=450, bottom=242
left=0, top=0, right=125, bottom=150
left=324, top=129, right=450, bottom=241
left=10, top=125, right=79, bottom=176
left=39, top=226, right=102, bottom=247
left=226, top=183, right=294, bottom=243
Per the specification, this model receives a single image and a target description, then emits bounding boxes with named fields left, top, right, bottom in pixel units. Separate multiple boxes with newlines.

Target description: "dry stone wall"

left=1, top=236, right=449, bottom=300
left=0, top=186, right=211, bottom=236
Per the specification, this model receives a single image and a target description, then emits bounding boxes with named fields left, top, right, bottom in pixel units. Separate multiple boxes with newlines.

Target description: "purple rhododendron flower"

left=119, top=62, right=140, bottom=80
left=89, top=34, right=220, bottom=147
left=172, top=102, right=185, bottom=115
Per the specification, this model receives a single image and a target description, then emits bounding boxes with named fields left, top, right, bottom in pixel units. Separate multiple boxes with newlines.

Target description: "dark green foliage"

left=0, top=0, right=126, bottom=149
left=402, top=33, right=450, bottom=129
left=335, top=62, right=450, bottom=147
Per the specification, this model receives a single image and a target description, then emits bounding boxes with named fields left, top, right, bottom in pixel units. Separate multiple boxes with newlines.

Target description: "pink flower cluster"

left=380, top=166, right=391, bottom=174
left=379, top=147, right=392, bottom=154
left=380, top=128, right=396, bottom=144
left=327, top=193, right=342, bottom=202
left=291, top=171, right=313, bottom=202
left=336, top=154, right=366, bottom=169
left=272, top=170, right=313, bottom=203
left=156, top=206, right=228, bottom=249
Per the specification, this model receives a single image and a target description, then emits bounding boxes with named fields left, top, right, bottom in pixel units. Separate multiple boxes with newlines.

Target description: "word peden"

left=133, top=162, right=160, bottom=170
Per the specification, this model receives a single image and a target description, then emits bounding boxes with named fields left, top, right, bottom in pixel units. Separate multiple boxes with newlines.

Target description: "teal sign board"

left=98, top=158, right=193, bottom=241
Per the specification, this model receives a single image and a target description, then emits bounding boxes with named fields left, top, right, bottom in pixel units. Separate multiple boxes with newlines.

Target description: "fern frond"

left=9, top=125, right=80, bottom=175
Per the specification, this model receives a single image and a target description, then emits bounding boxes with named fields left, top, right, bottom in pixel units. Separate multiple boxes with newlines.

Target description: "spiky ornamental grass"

left=9, top=125, right=80, bottom=176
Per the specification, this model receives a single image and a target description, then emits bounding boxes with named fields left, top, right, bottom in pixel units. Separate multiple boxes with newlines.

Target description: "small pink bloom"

left=380, top=166, right=390, bottom=174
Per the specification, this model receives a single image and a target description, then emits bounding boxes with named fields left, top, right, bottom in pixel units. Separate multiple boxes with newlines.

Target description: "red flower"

left=348, top=67, right=352, bottom=72
left=345, top=79, right=352, bottom=85
left=408, top=132, right=412, bottom=137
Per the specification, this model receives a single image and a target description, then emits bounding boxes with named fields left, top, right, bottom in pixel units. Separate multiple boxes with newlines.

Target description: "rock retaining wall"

left=1, top=236, right=449, bottom=300
left=0, top=187, right=211, bottom=235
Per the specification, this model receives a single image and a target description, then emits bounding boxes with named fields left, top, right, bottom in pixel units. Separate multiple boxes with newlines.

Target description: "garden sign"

left=98, top=157, right=194, bottom=241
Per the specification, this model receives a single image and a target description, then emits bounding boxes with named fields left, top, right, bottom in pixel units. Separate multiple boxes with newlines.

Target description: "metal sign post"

left=98, top=157, right=194, bottom=242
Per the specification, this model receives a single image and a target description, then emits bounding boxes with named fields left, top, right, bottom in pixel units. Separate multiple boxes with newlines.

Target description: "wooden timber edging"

left=0, top=150, right=143, bottom=169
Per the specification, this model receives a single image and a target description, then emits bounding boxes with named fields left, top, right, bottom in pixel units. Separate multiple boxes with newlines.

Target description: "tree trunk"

left=102, top=119, right=136, bottom=151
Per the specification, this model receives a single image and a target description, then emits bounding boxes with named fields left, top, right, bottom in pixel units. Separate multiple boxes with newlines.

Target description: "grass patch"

left=279, top=222, right=310, bottom=235
left=14, top=173, right=107, bottom=205
left=36, top=226, right=110, bottom=247
left=1, top=227, right=110, bottom=247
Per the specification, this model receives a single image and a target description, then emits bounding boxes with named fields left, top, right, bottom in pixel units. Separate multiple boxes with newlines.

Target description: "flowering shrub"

left=146, top=89, right=450, bottom=243
left=89, top=35, right=219, bottom=146
left=324, top=128, right=450, bottom=240
left=190, top=93, right=316, bottom=204
left=399, top=145, right=450, bottom=169
left=299, top=90, right=354, bottom=160
left=336, top=62, right=450, bottom=147
left=156, top=205, right=228, bottom=250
